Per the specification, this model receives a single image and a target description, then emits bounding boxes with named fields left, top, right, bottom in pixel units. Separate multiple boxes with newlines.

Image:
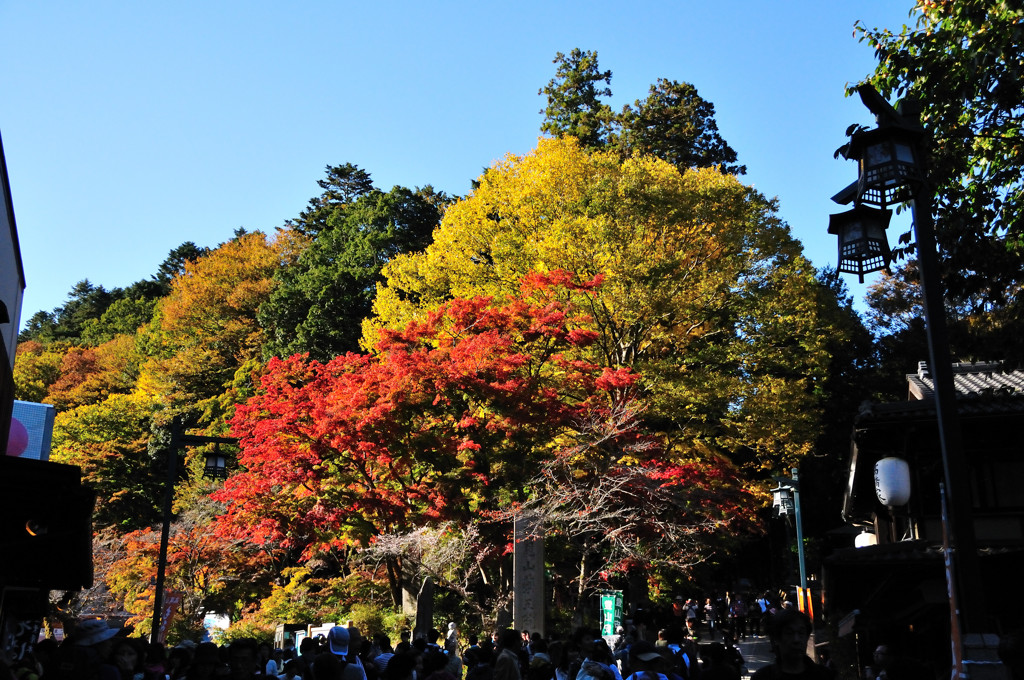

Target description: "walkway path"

left=737, top=636, right=775, bottom=678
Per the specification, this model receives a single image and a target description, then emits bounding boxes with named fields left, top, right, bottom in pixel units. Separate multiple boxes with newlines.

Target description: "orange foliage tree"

left=139, top=229, right=306, bottom=419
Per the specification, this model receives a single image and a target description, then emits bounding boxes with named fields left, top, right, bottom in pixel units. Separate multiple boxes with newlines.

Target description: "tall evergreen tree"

left=538, top=49, right=614, bottom=149
left=260, top=178, right=451, bottom=362
left=539, top=49, right=745, bottom=175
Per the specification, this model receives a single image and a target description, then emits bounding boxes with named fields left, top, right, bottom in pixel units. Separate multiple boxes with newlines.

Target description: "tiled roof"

left=907, top=361, right=1024, bottom=400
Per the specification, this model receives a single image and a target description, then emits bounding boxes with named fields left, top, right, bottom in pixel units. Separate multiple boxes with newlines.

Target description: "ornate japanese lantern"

left=203, top=443, right=228, bottom=479
left=772, top=483, right=795, bottom=517
left=828, top=205, right=893, bottom=283
left=845, top=125, right=925, bottom=208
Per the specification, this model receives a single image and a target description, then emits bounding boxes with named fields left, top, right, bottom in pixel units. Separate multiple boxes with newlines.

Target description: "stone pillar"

left=513, top=513, right=545, bottom=638
left=414, top=577, right=434, bottom=641
left=402, top=571, right=418, bottom=618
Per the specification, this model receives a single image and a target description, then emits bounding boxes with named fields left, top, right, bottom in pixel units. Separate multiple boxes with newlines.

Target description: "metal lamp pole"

left=151, top=417, right=236, bottom=644
left=830, top=86, right=989, bottom=673
left=773, top=471, right=807, bottom=605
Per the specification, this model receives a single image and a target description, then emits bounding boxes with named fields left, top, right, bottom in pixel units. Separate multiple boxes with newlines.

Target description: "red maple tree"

left=214, top=272, right=632, bottom=600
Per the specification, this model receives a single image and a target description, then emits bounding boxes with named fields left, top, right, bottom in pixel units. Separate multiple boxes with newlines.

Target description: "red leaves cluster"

left=214, top=273, right=632, bottom=562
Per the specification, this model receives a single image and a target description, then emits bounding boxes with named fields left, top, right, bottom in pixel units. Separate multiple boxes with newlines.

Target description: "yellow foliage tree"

left=138, top=229, right=306, bottom=417
left=369, top=137, right=837, bottom=470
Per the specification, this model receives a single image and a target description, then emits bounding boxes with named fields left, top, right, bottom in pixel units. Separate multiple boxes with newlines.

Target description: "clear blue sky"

left=1, top=2, right=917, bottom=328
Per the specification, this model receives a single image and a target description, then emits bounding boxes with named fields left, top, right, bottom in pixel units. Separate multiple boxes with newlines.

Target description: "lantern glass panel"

left=894, top=141, right=915, bottom=164
left=204, top=453, right=227, bottom=479
left=845, top=220, right=866, bottom=241
left=864, top=141, right=892, bottom=169
left=864, top=221, right=887, bottom=242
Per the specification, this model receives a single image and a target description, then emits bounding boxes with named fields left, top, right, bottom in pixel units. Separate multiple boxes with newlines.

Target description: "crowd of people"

left=633, top=591, right=788, bottom=644
left=2, top=599, right=824, bottom=680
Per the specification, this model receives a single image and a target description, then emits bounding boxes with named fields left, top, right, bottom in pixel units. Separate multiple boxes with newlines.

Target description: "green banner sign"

left=599, top=590, right=623, bottom=637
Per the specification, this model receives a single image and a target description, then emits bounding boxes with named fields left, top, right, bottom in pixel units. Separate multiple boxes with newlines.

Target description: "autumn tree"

left=507, top=397, right=761, bottom=615
left=260, top=182, right=451, bottom=361
left=13, top=340, right=63, bottom=403
left=539, top=49, right=744, bottom=174
left=364, top=522, right=506, bottom=625
left=40, top=335, right=141, bottom=411
left=105, top=496, right=272, bottom=642
left=153, top=241, right=210, bottom=292
left=140, top=229, right=305, bottom=415
left=371, top=137, right=836, bottom=472
left=49, top=392, right=162, bottom=531
left=217, top=273, right=636, bottom=607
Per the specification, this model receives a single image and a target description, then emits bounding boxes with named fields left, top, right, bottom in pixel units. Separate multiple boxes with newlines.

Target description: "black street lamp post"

left=150, top=417, right=236, bottom=645
left=830, top=85, right=988, bottom=670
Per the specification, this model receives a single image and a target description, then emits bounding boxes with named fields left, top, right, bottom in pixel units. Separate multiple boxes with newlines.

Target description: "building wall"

left=1, top=130, right=26, bottom=369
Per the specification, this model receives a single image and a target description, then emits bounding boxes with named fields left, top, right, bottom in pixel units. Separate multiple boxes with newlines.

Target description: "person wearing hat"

left=327, top=626, right=367, bottom=680
left=68, top=619, right=121, bottom=680
left=623, top=641, right=668, bottom=680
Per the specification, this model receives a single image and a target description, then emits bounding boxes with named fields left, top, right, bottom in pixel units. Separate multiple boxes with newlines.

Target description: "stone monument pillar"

left=513, top=513, right=545, bottom=637
left=414, top=576, right=434, bottom=640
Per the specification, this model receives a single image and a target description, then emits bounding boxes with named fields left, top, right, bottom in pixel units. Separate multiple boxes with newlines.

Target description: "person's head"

left=873, top=645, right=894, bottom=670
left=328, top=626, right=351, bottom=657
left=629, top=641, right=665, bottom=674
left=468, top=633, right=479, bottom=647
left=422, top=648, right=448, bottom=676
left=592, top=638, right=612, bottom=663
left=573, top=628, right=596, bottom=658
left=768, top=610, right=811, bottom=662
left=375, top=632, right=393, bottom=653
left=113, top=639, right=141, bottom=675
left=282, top=659, right=301, bottom=678
left=385, top=652, right=417, bottom=680
left=464, top=647, right=483, bottom=667
left=189, top=642, right=221, bottom=680
left=348, top=626, right=363, bottom=653
left=73, top=619, right=120, bottom=656
left=700, top=643, right=729, bottom=667
left=228, top=638, right=260, bottom=679
left=300, top=637, right=316, bottom=655
left=498, top=629, right=522, bottom=652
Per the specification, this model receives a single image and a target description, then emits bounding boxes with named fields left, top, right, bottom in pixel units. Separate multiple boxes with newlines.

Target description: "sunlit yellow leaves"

left=368, top=137, right=837, bottom=471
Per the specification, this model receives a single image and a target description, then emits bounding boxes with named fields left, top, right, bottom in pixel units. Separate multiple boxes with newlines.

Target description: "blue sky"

left=1, top=2, right=917, bottom=327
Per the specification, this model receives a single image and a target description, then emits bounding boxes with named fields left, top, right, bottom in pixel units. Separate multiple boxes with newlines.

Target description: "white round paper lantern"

left=854, top=531, right=878, bottom=548
left=874, top=457, right=911, bottom=506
